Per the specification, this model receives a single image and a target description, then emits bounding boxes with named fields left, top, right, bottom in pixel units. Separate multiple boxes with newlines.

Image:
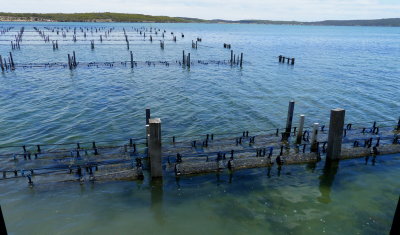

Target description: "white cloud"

left=0, top=0, right=399, bottom=21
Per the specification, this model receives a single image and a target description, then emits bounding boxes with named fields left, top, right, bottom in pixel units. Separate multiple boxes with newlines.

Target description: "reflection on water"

left=151, top=178, right=164, bottom=225
left=0, top=22, right=399, bottom=234
left=0, top=154, right=399, bottom=234
left=318, top=160, right=339, bottom=204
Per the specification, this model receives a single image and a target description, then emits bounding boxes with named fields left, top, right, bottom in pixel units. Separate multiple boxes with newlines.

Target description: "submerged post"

left=149, top=118, right=162, bottom=178
left=296, top=115, right=305, bottom=144
left=283, top=100, right=295, bottom=140
left=311, top=123, right=319, bottom=152
left=326, top=108, right=345, bottom=160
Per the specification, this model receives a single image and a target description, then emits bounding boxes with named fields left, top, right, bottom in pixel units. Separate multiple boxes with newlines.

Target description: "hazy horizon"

left=1, top=0, right=399, bottom=21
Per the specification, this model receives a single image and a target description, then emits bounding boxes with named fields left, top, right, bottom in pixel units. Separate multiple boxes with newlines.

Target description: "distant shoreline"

left=0, top=13, right=399, bottom=27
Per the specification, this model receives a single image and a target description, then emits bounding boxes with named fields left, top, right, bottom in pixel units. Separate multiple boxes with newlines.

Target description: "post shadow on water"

left=151, top=178, right=164, bottom=225
left=318, top=159, right=339, bottom=204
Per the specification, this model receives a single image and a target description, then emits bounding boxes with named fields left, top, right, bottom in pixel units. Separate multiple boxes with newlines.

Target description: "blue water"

left=0, top=22, right=399, bottom=234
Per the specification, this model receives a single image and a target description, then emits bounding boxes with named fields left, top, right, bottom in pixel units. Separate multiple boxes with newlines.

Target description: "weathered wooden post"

left=72, top=51, right=77, bottom=67
left=0, top=55, right=4, bottom=71
left=0, top=205, right=7, bottom=234
left=311, top=123, right=319, bottom=152
left=146, top=108, right=151, bottom=144
left=296, top=115, right=305, bottom=144
left=149, top=118, right=162, bottom=178
left=326, top=108, right=345, bottom=160
left=182, top=50, right=185, bottom=65
left=9, top=52, right=14, bottom=70
left=391, top=196, right=400, bottom=235
left=130, top=51, right=134, bottom=68
left=283, top=100, right=295, bottom=140
left=240, top=53, right=243, bottom=68
left=187, top=53, right=191, bottom=68
left=230, top=50, right=233, bottom=66
left=397, top=116, right=400, bottom=131
left=67, top=54, right=72, bottom=70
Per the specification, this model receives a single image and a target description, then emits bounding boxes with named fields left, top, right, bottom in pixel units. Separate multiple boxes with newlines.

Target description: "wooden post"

left=296, top=115, right=305, bottom=144
left=130, top=51, right=134, bottom=68
left=182, top=50, right=185, bottom=65
left=73, top=51, right=77, bottom=67
left=391, top=196, right=400, bottom=235
left=67, top=54, right=72, bottom=70
left=149, top=118, right=162, bottom=178
left=311, top=123, right=319, bottom=152
left=0, top=55, right=4, bottom=71
left=240, top=53, right=243, bottom=68
left=231, top=50, right=233, bottom=66
left=146, top=108, right=151, bottom=125
left=187, top=53, right=190, bottom=68
left=146, top=108, right=151, bottom=144
left=326, top=108, right=345, bottom=160
left=9, top=52, right=14, bottom=69
left=0, top=205, right=7, bottom=234
left=283, top=100, right=295, bottom=140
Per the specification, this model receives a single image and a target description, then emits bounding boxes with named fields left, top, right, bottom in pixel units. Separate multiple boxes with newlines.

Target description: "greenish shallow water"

left=1, top=154, right=399, bottom=234
left=0, top=22, right=399, bottom=234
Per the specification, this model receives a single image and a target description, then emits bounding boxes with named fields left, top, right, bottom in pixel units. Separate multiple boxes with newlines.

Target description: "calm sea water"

left=0, top=22, right=399, bottom=234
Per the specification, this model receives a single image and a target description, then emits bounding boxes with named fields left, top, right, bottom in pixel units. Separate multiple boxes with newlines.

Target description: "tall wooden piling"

left=187, top=53, right=191, bottom=68
left=391, top=196, right=400, bottom=235
left=0, top=55, right=4, bottom=71
left=67, top=54, right=72, bottom=70
left=397, top=116, right=400, bottom=131
left=149, top=118, right=162, bottom=178
left=311, top=123, right=319, bottom=152
left=146, top=108, right=151, bottom=143
left=182, top=50, right=185, bottom=65
left=146, top=108, right=151, bottom=125
left=230, top=50, right=233, bottom=66
left=283, top=100, right=295, bottom=140
left=9, top=52, right=14, bottom=69
left=130, top=51, right=134, bottom=68
left=326, top=108, right=346, bottom=160
left=240, top=53, right=243, bottom=68
left=72, top=51, right=77, bottom=67
left=0, top=205, right=6, bottom=235
left=296, top=115, right=305, bottom=144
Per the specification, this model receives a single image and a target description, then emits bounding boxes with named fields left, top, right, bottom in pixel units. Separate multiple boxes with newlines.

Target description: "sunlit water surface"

left=0, top=22, right=399, bottom=234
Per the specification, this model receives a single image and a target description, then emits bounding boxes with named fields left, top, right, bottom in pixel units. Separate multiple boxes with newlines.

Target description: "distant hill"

left=0, top=12, right=399, bottom=27
left=0, top=12, right=189, bottom=23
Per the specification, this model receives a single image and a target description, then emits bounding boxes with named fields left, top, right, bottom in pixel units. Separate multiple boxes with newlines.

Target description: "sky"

left=1, top=0, right=399, bottom=21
